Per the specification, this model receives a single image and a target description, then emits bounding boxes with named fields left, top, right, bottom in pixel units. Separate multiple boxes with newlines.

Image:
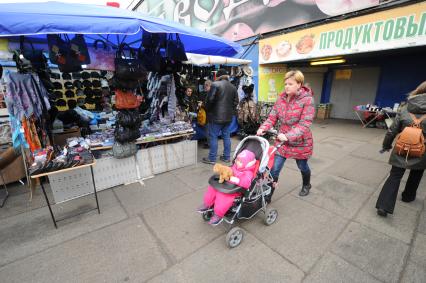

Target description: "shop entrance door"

left=330, top=67, right=380, bottom=119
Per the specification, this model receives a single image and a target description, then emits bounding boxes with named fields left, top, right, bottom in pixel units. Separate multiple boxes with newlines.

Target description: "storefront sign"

left=335, top=69, right=352, bottom=80
left=135, top=0, right=379, bottom=41
left=258, top=64, right=286, bottom=102
left=259, top=2, right=426, bottom=64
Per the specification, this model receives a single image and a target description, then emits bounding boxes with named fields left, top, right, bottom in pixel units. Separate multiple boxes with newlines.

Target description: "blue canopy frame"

left=0, top=1, right=242, bottom=57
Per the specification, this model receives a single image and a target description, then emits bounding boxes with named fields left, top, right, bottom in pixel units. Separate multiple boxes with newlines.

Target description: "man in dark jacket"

left=202, top=69, right=238, bottom=164
left=376, top=81, right=426, bottom=217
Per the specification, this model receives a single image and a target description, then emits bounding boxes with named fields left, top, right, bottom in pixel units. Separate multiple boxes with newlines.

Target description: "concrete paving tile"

left=323, top=155, right=390, bottom=188
left=411, top=233, right=426, bottom=267
left=148, top=232, right=304, bottom=283
left=273, top=167, right=301, bottom=200
left=401, top=260, right=426, bottom=283
left=331, top=222, right=409, bottom=283
left=373, top=176, right=426, bottom=212
left=285, top=155, right=335, bottom=176
left=418, top=211, right=426, bottom=235
left=242, top=195, right=348, bottom=272
left=0, top=190, right=127, bottom=267
left=350, top=142, right=390, bottom=163
left=172, top=163, right=215, bottom=190
left=313, top=136, right=364, bottom=160
left=141, top=190, right=223, bottom=261
left=114, top=173, right=192, bottom=215
left=0, top=186, right=51, bottom=220
left=355, top=196, right=418, bottom=244
left=304, top=252, right=382, bottom=283
left=292, top=174, right=375, bottom=219
left=0, top=217, right=167, bottom=283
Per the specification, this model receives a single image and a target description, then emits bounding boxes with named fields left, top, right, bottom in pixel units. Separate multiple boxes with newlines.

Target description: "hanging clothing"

left=22, top=116, right=42, bottom=152
left=4, top=72, right=50, bottom=119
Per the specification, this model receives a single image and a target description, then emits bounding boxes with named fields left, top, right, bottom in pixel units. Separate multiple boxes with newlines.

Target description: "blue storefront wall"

left=375, top=52, right=426, bottom=107
left=235, top=36, right=259, bottom=100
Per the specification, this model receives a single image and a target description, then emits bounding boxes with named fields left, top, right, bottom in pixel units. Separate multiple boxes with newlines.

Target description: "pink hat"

left=236, top=149, right=256, bottom=168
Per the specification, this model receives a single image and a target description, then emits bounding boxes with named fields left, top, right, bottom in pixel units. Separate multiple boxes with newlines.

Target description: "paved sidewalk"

left=0, top=120, right=425, bottom=283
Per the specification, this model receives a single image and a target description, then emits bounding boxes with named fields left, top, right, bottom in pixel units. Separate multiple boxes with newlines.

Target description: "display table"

left=353, top=109, right=397, bottom=128
left=31, top=162, right=99, bottom=228
left=90, top=132, right=194, bottom=151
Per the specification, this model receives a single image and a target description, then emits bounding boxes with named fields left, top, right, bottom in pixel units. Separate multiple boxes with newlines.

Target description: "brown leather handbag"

left=394, top=113, right=426, bottom=160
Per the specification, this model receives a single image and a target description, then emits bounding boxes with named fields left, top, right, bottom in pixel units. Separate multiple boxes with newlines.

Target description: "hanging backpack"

left=394, top=113, right=426, bottom=160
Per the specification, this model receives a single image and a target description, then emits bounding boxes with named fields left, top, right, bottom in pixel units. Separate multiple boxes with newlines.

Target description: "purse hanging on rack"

left=114, top=43, right=146, bottom=80
left=87, top=39, right=115, bottom=71
left=18, top=36, right=48, bottom=71
left=115, top=89, right=141, bottom=110
left=165, top=33, right=188, bottom=62
left=47, top=34, right=85, bottom=73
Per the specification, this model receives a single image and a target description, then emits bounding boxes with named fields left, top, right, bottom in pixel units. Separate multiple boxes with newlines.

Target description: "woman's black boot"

left=299, top=171, right=311, bottom=197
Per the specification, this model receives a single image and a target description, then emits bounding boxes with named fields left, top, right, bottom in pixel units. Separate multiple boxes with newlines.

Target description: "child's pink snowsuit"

left=203, top=150, right=256, bottom=217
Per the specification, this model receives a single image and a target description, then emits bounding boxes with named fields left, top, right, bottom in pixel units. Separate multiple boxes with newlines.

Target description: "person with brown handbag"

left=376, top=81, right=426, bottom=217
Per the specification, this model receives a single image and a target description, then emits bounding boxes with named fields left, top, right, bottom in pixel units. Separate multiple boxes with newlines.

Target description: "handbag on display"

left=115, top=89, right=141, bottom=109
left=18, top=36, right=48, bottom=71
left=112, top=142, right=138, bottom=159
left=87, top=39, right=115, bottom=71
left=139, top=47, right=164, bottom=73
left=114, top=43, right=146, bottom=80
left=165, top=33, right=188, bottom=62
left=117, top=110, right=142, bottom=128
left=69, top=34, right=90, bottom=65
left=142, top=31, right=167, bottom=49
left=47, top=34, right=89, bottom=73
left=114, top=125, right=141, bottom=143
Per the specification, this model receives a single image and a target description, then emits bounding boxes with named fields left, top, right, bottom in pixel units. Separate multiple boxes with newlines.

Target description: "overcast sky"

left=0, top=0, right=134, bottom=9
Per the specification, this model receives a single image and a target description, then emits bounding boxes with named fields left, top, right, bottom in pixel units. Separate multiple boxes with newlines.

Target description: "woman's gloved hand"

left=256, top=128, right=265, bottom=136
left=277, top=133, right=288, bottom=142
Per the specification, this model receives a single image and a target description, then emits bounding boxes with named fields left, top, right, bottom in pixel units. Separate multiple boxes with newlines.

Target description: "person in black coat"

left=376, top=81, right=426, bottom=217
left=202, top=69, right=238, bottom=164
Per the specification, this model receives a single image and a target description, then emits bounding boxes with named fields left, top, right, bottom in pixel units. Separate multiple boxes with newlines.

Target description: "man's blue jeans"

left=270, top=154, right=310, bottom=181
left=208, top=122, right=231, bottom=161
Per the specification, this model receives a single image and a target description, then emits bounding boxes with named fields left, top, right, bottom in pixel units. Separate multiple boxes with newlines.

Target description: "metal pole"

left=40, top=179, right=57, bottom=229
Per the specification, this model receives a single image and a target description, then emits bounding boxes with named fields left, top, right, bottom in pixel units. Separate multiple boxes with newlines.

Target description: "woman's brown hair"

left=409, top=81, right=426, bottom=97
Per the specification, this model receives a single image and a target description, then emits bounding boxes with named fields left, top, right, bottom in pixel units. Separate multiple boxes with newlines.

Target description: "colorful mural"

left=135, top=0, right=380, bottom=41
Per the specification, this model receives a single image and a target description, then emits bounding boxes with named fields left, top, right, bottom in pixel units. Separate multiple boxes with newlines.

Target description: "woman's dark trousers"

left=376, top=166, right=424, bottom=214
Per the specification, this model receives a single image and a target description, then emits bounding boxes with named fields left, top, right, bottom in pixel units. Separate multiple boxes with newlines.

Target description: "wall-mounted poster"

left=258, top=64, right=286, bottom=103
left=135, top=0, right=380, bottom=41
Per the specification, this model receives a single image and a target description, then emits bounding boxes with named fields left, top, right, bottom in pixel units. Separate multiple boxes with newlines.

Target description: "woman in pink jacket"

left=197, top=149, right=257, bottom=225
left=257, top=70, right=315, bottom=197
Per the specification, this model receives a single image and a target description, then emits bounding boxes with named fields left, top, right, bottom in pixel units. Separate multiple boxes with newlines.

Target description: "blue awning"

left=0, top=1, right=242, bottom=57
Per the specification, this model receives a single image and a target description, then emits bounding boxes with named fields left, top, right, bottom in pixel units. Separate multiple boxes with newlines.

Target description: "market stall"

left=0, top=1, right=242, bottom=227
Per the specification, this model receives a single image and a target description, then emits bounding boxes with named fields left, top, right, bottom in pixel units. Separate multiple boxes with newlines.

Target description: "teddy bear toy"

left=213, top=163, right=233, bottom=183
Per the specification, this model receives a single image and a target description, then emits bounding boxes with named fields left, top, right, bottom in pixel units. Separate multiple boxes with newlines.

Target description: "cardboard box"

left=53, top=128, right=81, bottom=147
left=316, top=108, right=327, bottom=119
left=0, top=154, right=26, bottom=185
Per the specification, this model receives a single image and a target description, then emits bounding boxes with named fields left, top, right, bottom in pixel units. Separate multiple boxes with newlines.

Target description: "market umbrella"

left=0, top=1, right=242, bottom=56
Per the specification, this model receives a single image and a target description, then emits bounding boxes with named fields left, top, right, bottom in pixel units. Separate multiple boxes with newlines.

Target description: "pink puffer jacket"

left=260, top=86, right=315, bottom=159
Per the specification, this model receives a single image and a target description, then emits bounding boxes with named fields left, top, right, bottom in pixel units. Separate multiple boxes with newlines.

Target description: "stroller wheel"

left=264, top=208, right=278, bottom=226
left=226, top=227, right=244, bottom=248
left=202, top=211, right=212, bottom=221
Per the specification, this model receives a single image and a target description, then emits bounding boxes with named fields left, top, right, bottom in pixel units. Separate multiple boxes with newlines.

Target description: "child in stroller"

left=197, top=135, right=280, bottom=248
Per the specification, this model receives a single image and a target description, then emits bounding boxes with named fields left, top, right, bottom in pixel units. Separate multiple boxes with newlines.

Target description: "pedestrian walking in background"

left=376, top=81, right=426, bottom=217
left=202, top=69, right=239, bottom=164
left=202, top=79, right=212, bottom=149
left=257, top=70, right=315, bottom=198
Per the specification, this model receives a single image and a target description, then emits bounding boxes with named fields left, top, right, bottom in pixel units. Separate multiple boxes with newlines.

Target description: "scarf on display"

left=4, top=71, right=51, bottom=151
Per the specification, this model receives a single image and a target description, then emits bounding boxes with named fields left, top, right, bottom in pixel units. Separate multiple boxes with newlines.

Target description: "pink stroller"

left=202, top=133, right=282, bottom=248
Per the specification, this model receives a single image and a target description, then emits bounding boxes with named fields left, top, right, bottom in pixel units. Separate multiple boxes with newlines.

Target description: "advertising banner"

left=259, top=2, right=426, bottom=64
left=135, top=0, right=380, bottom=41
left=258, top=64, right=286, bottom=102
